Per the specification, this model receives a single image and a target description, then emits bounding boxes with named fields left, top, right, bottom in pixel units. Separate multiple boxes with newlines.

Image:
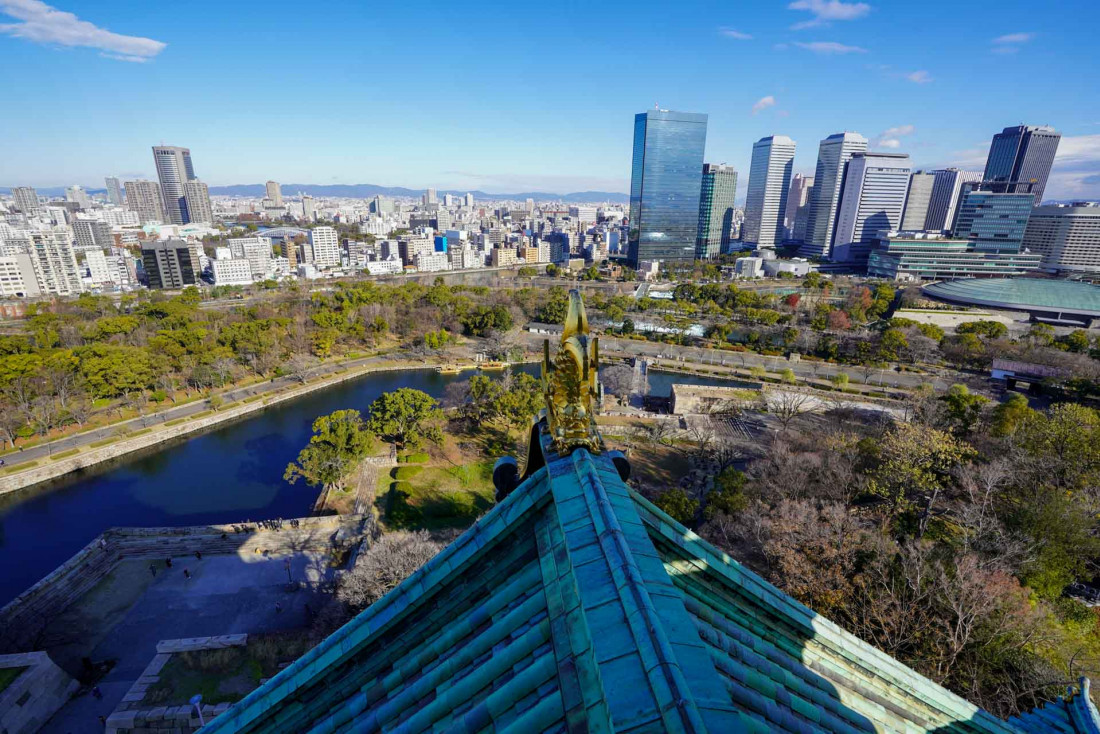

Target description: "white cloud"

left=751, top=95, right=776, bottom=115
left=789, top=0, right=870, bottom=29
left=993, top=32, right=1033, bottom=44
left=1043, top=135, right=1100, bottom=199
left=718, top=27, right=752, bottom=40
left=873, top=124, right=914, bottom=149
left=906, top=70, right=932, bottom=84
left=793, top=41, right=867, bottom=54
left=0, top=0, right=165, bottom=61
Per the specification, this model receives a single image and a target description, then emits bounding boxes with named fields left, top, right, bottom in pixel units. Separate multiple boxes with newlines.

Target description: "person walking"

left=148, top=563, right=157, bottom=577
left=194, top=550, right=203, bottom=560
left=274, top=601, right=283, bottom=614
left=183, top=568, right=192, bottom=580
left=165, top=557, right=173, bottom=569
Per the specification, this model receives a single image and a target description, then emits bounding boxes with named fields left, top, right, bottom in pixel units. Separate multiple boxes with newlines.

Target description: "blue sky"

left=1, top=0, right=1098, bottom=201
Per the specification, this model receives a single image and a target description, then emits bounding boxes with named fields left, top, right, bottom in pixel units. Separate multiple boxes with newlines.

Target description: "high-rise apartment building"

left=0, top=253, right=40, bottom=298
left=900, top=171, right=935, bottom=231
left=265, top=181, right=283, bottom=206
left=925, top=169, right=982, bottom=232
left=309, top=226, right=340, bottom=268
left=302, top=194, right=316, bottom=221
left=12, top=187, right=39, bottom=214
left=152, top=145, right=197, bottom=224
left=141, top=239, right=202, bottom=289
left=983, top=125, right=1061, bottom=203
left=695, top=163, right=738, bottom=259
left=801, top=132, right=868, bottom=258
left=1022, top=204, right=1100, bottom=273
left=468, top=193, right=477, bottom=209
left=183, top=180, right=214, bottom=223
left=73, top=219, right=114, bottom=250
left=953, top=188, right=1035, bottom=252
left=783, top=174, right=814, bottom=243
left=742, top=136, right=796, bottom=249
left=832, top=152, right=911, bottom=263
left=65, top=186, right=91, bottom=208
left=105, top=177, right=124, bottom=206
left=627, top=109, right=708, bottom=266
left=228, top=236, right=274, bottom=280
left=125, top=180, right=167, bottom=224
left=423, top=189, right=438, bottom=206
left=30, top=228, right=83, bottom=296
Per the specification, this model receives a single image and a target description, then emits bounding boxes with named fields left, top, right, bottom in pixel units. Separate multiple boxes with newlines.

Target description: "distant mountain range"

left=0, top=184, right=629, bottom=204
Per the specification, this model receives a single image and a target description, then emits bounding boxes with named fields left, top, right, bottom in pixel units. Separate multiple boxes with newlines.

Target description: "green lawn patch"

left=130, top=428, right=152, bottom=437
left=376, top=460, right=495, bottom=531
left=0, top=665, right=26, bottom=694
left=49, top=448, right=80, bottom=461
left=400, top=452, right=430, bottom=464
left=3, top=461, right=37, bottom=473
left=89, top=437, right=117, bottom=448
left=164, top=418, right=185, bottom=427
left=392, top=465, right=423, bottom=481
left=191, top=410, right=213, bottom=419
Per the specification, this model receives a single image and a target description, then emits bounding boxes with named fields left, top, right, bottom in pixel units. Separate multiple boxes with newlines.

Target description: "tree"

left=284, top=409, right=375, bottom=492
left=830, top=372, right=850, bottom=390
left=769, top=390, right=815, bottom=431
left=365, top=388, right=444, bottom=450
left=537, top=289, right=569, bottom=324
left=601, top=364, right=635, bottom=405
left=940, top=384, right=990, bottom=436
left=779, top=368, right=797, bottom=385
left=336, top=531, right=442, bottom=614
left=653, top=488, right=699, bottom=526
left=990, top=393, right=1033, bottom=437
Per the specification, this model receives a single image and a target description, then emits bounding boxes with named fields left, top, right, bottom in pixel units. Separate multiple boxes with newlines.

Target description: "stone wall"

left=0, top=651, right=80, bottom=734
left=0, top=515, right=364, bottom=654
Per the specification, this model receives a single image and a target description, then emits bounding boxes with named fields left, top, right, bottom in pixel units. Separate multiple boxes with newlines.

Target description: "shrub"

left=49, top=448, right=80, bottom=461
left=393, top=466, right=423, bottom=481
left=402, top=452, right=430, bottom=464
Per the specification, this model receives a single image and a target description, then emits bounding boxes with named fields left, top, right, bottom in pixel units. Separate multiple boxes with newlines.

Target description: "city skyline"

left=0, top=1, right=1097, bottom=201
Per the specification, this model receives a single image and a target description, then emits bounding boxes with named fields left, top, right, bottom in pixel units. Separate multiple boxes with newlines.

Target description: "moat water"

left=0, top=366, right=748, bottom=607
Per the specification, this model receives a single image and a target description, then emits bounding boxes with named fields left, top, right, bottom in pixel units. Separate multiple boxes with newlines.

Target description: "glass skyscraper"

left=800, top=132, right=867, bottom=259
left=982, top=125, right=1060, bottom=204
left=695, top=163, right=737, bottom=259
left=627, top=110, right=708, bottom=266
left=953, top=188, right=1036, bottom=252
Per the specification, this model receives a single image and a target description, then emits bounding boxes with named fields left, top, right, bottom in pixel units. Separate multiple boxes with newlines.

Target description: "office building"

left=627, top=109, right=708, bottom=265
left=12, top=186, right=39, bottom=214
left=742, top=136, right=796, bottom=249
left=152, top=145, right=197, bottom=224
left=302, top=194, right=316, bottom=221
left=925, top=169, right=982, bottom=232
left=228, top=236, right=273, bottom=280
left=423, top=188, right=438, bottom=206
left=467, top=193, right=477, bottom=209
left=65, top=186, right=91, bottom=208
left=801, top=132, right=868, bottom=258
left=900, top=171, right=935, bottom=231
left=416, top=251, right=450, bottom=272
left=212, top=257, right=254, bottom=286
left=370, top=196, right=394, bottom=215
left=867, top=231, right=1041, bottom=281
left=309, top=226, right=340, bottom=267
left=125, top=180, right=166, bottom=224
left=1023, top=204, right=1100, bottom=273
left=73, top=219, right=113, bottom=250
left=30, top=228, right=83, bottom=296
left=832, top=152, right=911, bottom=264
left=142, top=239, right=201, bottom=289
left=783, top=174, right=813, bottom=242
left=105, top=177, right=124, bottom=206
left=183, top=180, right=214, bottom=224
left=0, top=253, right=41, bottom=297
left=953, top=188, right=1035, bottom=252
left=695, top=164, right=738, bottom=259
left=265, top=181, right=282, bottom=206
left=983, top=125, right=1061, bottom=203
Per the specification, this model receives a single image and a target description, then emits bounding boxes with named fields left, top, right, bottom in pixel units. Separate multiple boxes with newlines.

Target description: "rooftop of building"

left=923, top=277, right=1100, bottom=317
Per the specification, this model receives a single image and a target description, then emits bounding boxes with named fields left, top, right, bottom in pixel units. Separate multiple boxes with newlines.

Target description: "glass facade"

left=628, top=110, right=708, bottom=265
left=953, top=191, right=1035, bottom=252
left=695, top=163, right=737, bottom=259
left=867, top=235, right=1042, bottom=281
left=982, top=125, right=1060, bottom=203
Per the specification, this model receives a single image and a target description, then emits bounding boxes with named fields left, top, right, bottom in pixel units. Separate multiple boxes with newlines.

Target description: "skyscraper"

left=11, top=186, right=39, bottom=214
left=925, top=169, right=982, bottom=231
left=423, top=189, right=438, bottom=206
left=953, top=186, right=1035, bottom=252
left=65, top=186, right=90, bottom=208
left=983, top=125, right=1061, bottom=203
left=900, top=171, right=935, bottom=231
left=309, top=226, right=340, bottom=267
left=105, top=177, right=124, bottom=206
left=183, top=180, right=214, bottom=223
left=783, top=174, right=814, bottom=242
left=302, top=194, right=316, bottom=221
left=695, top=163, right=738, bottom=259
left=467, top=193, right=477, bottom=209
left=152, top=145, right=197, bottom=224
left=141, top=239, right=202, bottom=289
left=1023, top=205, right=1100, bottom=273
left=125, top=180, right=166, bottom=224
left=30, top=228, right=83, bottom=296
left=832, top=152, right=911, bottom=263
left=627, top=109, right=708, bottom=266
left=265, top=181, right=283, bottom=206
left=801, top=132, right=868, bottom=259
left=742, top=136, right=796, bottom=249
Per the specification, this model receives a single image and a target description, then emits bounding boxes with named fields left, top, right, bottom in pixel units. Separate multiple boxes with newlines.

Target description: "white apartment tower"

left=783, top=174, right=814, bottom=242
left=832, top=152, right=911, bottom=263
left=152, top=145, right=197, bottom=225
left=265, top=181, right=283, bottom=206
left=12, top=186, right=39, bottom=214
left=309, top=226, right=340, bottom=268
left=105, top=177, right=124, bottom=206
left=183, top=180, right=214, bottom=224
left=30, top=228, right=83, bottom=296
left=742, top=136, right=796, bottom=248
left=125, top=180, right=166, bottom=224
left=801, top=132, right=868, bottom=258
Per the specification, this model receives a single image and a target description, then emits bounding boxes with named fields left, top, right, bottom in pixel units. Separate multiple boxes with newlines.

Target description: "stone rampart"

left=0, top=651, right=80, bottom=734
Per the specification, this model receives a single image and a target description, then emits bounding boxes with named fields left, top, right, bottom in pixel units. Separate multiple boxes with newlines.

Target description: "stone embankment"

left=0, top=651, right=79, bottom=734
left=0, top=515, right=364, bottom=654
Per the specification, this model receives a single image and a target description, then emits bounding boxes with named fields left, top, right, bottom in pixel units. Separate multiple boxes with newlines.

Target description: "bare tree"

left=768, top=390, right=816, bottom=432
left=600, top=364, right=635, bottom=406
left=284, top=354, right=318, bottom=384
left=337, top=531, right=442, bottom=614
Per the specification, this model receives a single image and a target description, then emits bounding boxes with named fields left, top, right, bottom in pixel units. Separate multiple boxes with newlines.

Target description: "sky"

left=0, top=0, right=1098, bottom=201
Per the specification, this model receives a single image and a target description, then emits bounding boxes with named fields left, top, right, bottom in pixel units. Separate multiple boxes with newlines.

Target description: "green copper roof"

left=202, top=432, right=1100, bottom=734
left=923, top=278, right=1100, bottom=317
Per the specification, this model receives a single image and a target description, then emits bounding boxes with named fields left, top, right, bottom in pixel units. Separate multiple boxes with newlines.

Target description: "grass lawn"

left=145, top=631, right=313, bottom=707
left=0, top=665, right=26, bottom=694
left=376, top=460, right=495, bottom=531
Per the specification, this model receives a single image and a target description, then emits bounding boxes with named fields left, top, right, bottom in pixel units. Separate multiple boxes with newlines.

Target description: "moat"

left=0, top=366, right=748, bottom=607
